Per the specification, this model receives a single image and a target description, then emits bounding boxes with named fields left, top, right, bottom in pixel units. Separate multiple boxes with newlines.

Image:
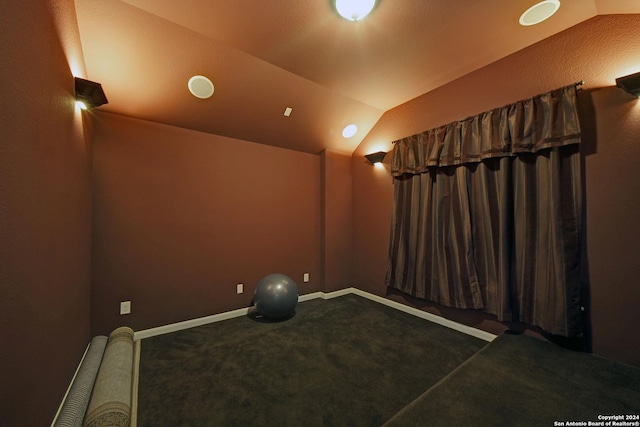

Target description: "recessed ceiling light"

left=519, top=0, right=560, bottom=26
left=188, top=75, right=214, bottom=99
left=335, top=0, right=376, bottom=22
left=284, top=107, right=293, bottom=117
left=342, top=124, right=358, bottom=138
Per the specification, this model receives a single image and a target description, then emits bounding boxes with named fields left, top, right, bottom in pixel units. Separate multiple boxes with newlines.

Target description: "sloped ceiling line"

left=74, top=0, right=640, bottom=154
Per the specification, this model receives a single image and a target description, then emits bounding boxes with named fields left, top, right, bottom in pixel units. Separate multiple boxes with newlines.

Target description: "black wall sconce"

left=75, top=77, right=108, bottom=109
left=364, top=151, right=386, bottom=165
left=616, top=71, right=640, bottom=97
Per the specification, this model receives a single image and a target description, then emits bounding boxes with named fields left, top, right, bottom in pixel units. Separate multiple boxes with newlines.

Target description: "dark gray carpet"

left=384, top=332, right=640, bottom=426
left=137, top=294, right=487, bottom=426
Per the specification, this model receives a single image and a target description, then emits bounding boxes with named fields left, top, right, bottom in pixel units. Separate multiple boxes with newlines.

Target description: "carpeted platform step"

left=384, top=333, right=640, bottom=426
left=137, top=294, right=488, bottom=426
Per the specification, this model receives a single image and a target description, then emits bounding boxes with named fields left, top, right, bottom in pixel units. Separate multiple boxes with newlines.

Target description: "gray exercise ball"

left=254, top=273, right=299, bottom=319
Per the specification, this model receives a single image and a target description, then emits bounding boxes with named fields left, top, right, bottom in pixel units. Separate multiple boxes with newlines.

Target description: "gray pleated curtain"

left=386, top=85, right=583, bottom=336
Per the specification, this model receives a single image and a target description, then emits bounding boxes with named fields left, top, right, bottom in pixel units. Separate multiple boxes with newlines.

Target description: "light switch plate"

left=120, top=301, right=131, bottom=315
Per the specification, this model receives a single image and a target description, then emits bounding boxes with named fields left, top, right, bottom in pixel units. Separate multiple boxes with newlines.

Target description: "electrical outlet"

left=237, top=283, right=244, bottom=294
left=303, top=273, right=309, bottom=283
left=120, top=301, right=131, bottom=315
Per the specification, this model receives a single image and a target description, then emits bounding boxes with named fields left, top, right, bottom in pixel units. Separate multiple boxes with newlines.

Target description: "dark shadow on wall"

left=575, top=88, right=597, bottom=354
left=577, top=88, right=598, bottom=156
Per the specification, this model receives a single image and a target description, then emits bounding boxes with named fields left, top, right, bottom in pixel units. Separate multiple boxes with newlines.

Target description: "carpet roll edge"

left=52, top=336, right=108, bottom=427
left=82, top=327, right=134, bottom=427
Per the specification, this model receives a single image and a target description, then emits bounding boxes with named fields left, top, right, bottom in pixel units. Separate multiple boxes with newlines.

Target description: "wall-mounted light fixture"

left=616, top=71, right=640, bottom=97
left=364, top=151, right=386, bottom=165
left=74, top=77, right=108, bottom=110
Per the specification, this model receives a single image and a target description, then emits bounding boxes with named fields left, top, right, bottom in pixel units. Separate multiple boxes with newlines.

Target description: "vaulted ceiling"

left=74, top=0, right=640, bottom=154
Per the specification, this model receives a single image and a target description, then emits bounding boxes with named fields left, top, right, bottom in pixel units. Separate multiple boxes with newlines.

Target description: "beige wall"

left=0, top=2, right=92, bottom=425
left=321, top=150, right=354, bottom=292
left=353, top=15, right=640, bottom=367
left=3, top=6, right=640, bottom=424
left=90, top=112, right=322, bottom=334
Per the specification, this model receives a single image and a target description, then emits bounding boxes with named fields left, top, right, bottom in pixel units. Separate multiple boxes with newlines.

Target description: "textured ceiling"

left=74, top=0, right=640, bottom=154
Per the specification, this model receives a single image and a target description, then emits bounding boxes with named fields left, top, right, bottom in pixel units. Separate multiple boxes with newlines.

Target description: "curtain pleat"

left=391, top=85, right=582, bottom=174
left=386, top=85, right=583, bottom=336
left=468, top=157, right=513, bottom=321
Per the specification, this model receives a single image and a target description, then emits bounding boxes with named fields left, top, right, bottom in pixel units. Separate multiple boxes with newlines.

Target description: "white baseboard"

left=348, top=288, right=496, bottom=342
left=321, top=288, right=353, bottom=299
left=133, top=287, right=496, bottom=342
left=134, top=306, right=252, bottom=340
left=298, top=291, right=323, bottom=302
left=134, top=292, right=329, bottom=340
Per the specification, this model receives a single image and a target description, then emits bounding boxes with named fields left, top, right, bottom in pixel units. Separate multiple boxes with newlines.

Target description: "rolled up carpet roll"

left=83, top=327, right=134, bottom=427
left=54, top=335, right=108, bottom=427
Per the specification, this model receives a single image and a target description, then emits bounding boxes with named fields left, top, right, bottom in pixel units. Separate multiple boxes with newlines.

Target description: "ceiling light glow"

left=335, top=0, right=376, bottom=21
left=342, top=124, right=358, bottom=138
left=519, top=0, right=560, bottom=26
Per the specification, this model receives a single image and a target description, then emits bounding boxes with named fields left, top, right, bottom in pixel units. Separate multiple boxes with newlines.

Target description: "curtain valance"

left=391, top=84, right=581, bottom=176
